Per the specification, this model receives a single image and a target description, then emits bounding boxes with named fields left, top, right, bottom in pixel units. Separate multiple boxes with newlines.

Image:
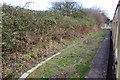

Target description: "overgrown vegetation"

left=28, top=31, right=105, bottom=78
left=2, top=2, right=108, bottom=79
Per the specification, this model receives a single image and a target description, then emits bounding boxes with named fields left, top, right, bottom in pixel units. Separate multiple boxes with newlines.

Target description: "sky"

left=0, top=0, right=119, bottom=20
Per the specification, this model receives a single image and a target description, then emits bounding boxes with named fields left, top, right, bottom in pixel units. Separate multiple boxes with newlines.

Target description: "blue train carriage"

left=112, top=1, right=120, bottom=79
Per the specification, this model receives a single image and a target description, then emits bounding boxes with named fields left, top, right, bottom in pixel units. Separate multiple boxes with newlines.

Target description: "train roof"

left=113, top=1, right=120, bottom=19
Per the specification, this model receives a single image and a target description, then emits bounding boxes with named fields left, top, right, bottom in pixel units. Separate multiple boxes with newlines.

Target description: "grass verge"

left=27, top=30, right=105, bottom=78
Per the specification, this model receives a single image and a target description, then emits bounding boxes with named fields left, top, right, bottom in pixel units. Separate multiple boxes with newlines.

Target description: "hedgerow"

left=2, top=3, right=107, bottom=78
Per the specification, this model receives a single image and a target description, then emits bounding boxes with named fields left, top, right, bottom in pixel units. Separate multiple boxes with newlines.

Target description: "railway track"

left=87, top=1, right=120, bottom=79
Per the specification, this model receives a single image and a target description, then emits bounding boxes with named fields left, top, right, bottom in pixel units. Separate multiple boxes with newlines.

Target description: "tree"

left=50, top=2, right=82, bottom=16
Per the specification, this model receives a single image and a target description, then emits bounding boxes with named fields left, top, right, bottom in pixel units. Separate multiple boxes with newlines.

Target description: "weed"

left=62, top=40, right=67, bottom=44
left=23, top=54, right=31, bottom=59
left=72, top=38, right=80, bottom=43
left=14, top=63, right=20, bottom=66
left=28, top=31, right=105, bottom=78
left=4, top=68, right=11, bottom=74
left=40, top=76, right=49, bottom=79
left=2, top=3, right=107, bottom=79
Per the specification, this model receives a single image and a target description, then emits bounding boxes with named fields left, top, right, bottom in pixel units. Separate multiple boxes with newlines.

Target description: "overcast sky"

left=1, top=0, right=119, bottom=19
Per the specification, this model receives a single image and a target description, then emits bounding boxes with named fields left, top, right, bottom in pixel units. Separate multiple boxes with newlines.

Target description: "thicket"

left=2, top=3, right=96, bottom=56
left=2, top=2, right=108, bottom=78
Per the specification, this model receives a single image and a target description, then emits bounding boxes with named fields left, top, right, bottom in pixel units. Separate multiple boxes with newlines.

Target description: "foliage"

left=2, top=4, right=93, bottom=55
left=28, top=31, right=105, bottom=78
left=4, top=68, right=12, bottom=74
left=2, top=3, right=108, bottom=79
left=23, top=54, right=31, bottom=59
left=83, top=8, right=108, bottom=26
left=40, top=76, right=49, bottom=79
left=50, top=2, right=82, bottom=16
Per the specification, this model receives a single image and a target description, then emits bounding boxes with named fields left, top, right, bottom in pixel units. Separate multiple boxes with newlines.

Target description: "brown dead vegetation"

left=2, top=4, right=108, bottom=78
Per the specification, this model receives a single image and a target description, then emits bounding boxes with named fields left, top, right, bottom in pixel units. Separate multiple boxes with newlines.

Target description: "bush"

left=83, top=8, right=108, bottom=26
left=2, top=3, right=108, bottom=79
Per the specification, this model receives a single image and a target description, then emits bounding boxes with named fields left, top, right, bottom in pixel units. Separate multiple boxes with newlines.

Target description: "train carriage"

left=112, top=1, right=120, bottom=79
